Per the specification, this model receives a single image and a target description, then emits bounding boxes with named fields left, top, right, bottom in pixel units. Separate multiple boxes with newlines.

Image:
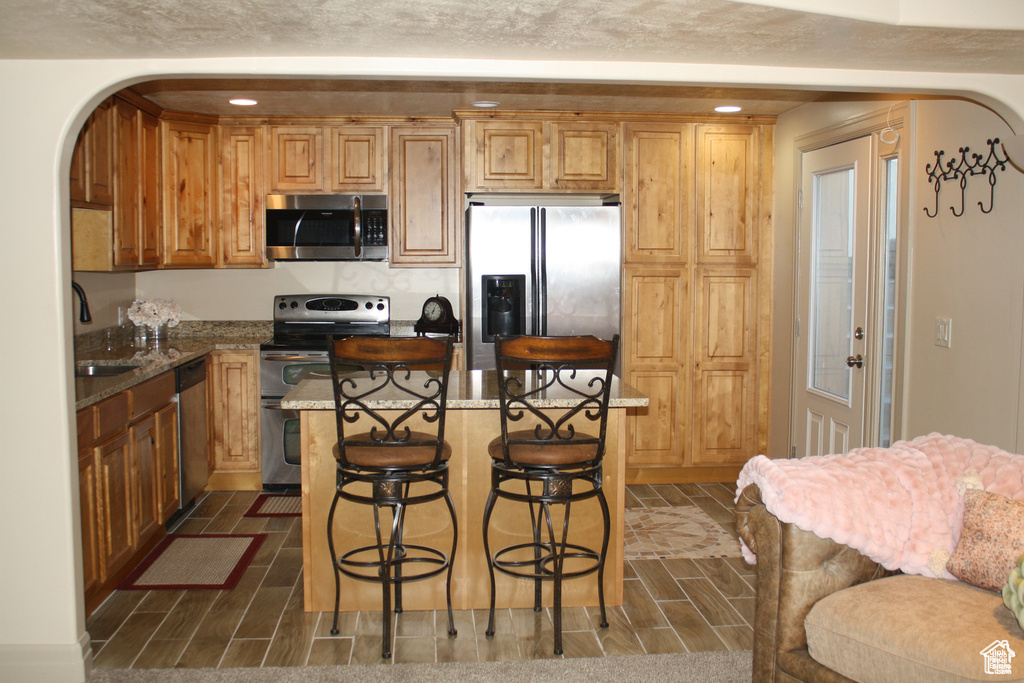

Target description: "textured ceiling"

left=3, top=0, right=1022, bottom=117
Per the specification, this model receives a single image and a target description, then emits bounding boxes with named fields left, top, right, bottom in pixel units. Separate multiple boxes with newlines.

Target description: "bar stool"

left=482, top=334, right=619, bottom=655
left=326, top=335, right=458, bottom=659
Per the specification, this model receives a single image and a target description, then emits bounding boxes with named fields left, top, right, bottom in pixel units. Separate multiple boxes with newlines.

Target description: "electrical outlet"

left=935, top=317, right=952, bottom=348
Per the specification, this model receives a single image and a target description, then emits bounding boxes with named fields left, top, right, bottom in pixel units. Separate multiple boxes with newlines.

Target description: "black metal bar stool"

left=326, top=335, right=458, bottom=659
left=482, top=334, right=619, bottom=655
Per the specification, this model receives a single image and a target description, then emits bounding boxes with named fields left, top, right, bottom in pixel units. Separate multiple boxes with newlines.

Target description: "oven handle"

left=353, top=195, right=362, bottom=259
left=261, top=353, right=329, bottom=362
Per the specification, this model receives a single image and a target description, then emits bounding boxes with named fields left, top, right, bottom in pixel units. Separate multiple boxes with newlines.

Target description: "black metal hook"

left=924, top=138, right=1008, bottom=218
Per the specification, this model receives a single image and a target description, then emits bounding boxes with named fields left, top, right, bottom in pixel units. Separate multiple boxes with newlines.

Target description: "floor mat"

left=624, top=506, right=741, bottom=559
left=243, top=493, right=301, bottom=518
left=118, top=534, right=265, bottom=590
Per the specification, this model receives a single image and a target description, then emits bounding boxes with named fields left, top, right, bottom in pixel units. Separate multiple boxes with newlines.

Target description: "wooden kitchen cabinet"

left=268, top=126, right=323, bottom=192
left=328, top=126, right=386, bottom=192
left=695, top=124, right=760, bottom=265
left=162, top=118, right=218, bottom=267
left=70, top=98, right=115, bottom=208
left=208, top=350, right=261, bottom=489
left=78, top=369, right=179, bottom=616
left=462, top=117, right=619, bottom=192
left=389, top=125, right=459, bottom=266
left=221, top=125, right=267, bottom=267
left=622, top=121, right=772, bottom=483
left=623, top=122, right=693, bottom=264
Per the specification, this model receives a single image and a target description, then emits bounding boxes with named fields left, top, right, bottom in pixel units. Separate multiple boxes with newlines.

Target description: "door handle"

left=846, top=354, right=864, bottom=369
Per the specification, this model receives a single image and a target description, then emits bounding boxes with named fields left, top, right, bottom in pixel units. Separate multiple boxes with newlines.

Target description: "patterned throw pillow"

left=947, top=490, right=1024, bottom=592
left=1004, top=554, right=1024, bottom=630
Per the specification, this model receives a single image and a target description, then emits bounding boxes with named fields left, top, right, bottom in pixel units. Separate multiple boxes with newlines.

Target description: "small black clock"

left=414, top=295, right=460, bottom=338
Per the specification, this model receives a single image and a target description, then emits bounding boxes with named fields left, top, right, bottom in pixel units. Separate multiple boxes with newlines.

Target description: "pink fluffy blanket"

left=735, top=433, right=1024, bottom=577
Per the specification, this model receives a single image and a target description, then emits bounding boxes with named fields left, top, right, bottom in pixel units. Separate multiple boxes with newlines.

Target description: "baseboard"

left=0, top=635, right=90, bottom=683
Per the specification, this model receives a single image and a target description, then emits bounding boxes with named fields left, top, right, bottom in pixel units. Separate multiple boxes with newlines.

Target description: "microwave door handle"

left=353, top=196, right=362, bottom=258
left=292, top=210, right=307, bottom=247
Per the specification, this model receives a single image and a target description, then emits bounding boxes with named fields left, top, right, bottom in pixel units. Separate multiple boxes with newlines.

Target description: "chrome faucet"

left=71, top=281, right=92, bottom=323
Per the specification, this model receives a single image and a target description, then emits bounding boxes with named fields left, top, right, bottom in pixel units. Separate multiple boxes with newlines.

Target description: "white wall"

left=135, top=262, right=459, bottom=322
left=902, top=100, right=1024, bottom=448
left=3, top=54, right=1024, bottom=681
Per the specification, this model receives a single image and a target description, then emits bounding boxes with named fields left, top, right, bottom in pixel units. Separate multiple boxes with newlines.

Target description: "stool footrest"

left=337, top=543, right=450, bottom=583
left=491, top=540, right=602, bottom=581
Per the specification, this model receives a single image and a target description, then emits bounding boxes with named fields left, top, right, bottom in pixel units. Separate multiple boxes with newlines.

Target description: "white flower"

left=127, top=299, right=182, bottom=330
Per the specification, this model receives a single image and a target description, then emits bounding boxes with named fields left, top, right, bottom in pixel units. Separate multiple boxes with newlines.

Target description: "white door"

left=794, top=137, right=872, bottom=457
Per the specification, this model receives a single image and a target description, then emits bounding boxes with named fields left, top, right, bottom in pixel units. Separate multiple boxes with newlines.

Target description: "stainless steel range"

left=260, top=294, right=390, bottom=487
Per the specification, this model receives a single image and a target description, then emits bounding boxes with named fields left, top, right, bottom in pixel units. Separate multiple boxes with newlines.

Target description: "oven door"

left=260, top=399, right=302, bottom=487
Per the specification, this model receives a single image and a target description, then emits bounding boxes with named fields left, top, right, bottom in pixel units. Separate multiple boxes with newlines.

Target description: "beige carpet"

left=88, top=650, right=752, bottom=682
left=624, top=505, right=741, bottom=560
left=244, top=493, right=302, bottom=517
left=118, top=534, right=264, bottom=591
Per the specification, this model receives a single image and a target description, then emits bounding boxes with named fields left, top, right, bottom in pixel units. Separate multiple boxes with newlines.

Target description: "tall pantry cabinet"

left=622, top=121, right=772, bottom=483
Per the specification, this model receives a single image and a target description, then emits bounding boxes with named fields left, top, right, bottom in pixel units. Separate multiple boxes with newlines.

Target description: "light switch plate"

left=935, top=317, right=952, bottom=348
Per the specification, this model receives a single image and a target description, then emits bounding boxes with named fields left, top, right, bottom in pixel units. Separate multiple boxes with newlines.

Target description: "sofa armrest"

left=736, top=484, right=894, bottom=682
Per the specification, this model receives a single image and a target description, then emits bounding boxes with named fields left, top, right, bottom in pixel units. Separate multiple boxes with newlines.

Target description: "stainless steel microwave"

left=265, top=194, right=388, bottom=261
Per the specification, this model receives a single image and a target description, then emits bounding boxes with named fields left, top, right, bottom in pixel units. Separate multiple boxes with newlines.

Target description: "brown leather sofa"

left=736, top=483, right=1024, bottom=683
left=735, top=483, right=893, bottom=682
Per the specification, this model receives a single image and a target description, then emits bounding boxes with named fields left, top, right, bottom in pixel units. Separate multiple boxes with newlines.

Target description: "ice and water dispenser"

left=481, top=275, right=526, bottom=342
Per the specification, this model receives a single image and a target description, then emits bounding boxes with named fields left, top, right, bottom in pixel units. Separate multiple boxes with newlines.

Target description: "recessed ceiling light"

left=471, top=101, right=500, bottom=108
left=229, top=98, right=258, bottom=106
left=715, top=105, right=743, bottom=113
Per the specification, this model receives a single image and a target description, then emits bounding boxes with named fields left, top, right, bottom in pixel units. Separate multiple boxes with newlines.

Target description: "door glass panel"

left=282, top=362, right=336, bottom=385
left=878, top=158, right=899, bottom=446
left=810, top=166, right=855, bottom=401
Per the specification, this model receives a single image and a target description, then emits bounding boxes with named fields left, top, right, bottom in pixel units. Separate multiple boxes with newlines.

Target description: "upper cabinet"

left=70, top=98, right=115, bottom=208
left=461, top=116, right=620, bottom=193
left=389, top=125, right=459, bottom=267
left=220, top=125, right=267, bottom=268
left=267, top=125, right=387, bottom=194
left=161, top=118, right=218, bottom=267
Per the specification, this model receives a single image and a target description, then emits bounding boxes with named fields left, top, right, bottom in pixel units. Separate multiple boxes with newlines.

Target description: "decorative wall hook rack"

left=924, top=138, right=1008, bottom=217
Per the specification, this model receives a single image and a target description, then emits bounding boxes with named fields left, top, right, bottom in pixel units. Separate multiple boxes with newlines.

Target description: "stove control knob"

left=290, top=301, right=298, bottom=308
left=365, top=302, right=372, bottom=309
left=278, top=301, right=287, bottom=310
left=377, top=303, right=386, bottom=310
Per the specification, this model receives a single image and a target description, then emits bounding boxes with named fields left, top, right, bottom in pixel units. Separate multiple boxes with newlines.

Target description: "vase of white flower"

left=127, top=299, right=181, bottom=349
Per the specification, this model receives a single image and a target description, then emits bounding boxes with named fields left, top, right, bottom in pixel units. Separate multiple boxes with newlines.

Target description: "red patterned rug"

left=118, top=534, right=265, bottom=590
left=244, top=493, right=302, bottom=518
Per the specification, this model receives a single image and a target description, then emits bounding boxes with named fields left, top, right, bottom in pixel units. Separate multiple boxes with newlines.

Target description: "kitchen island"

left=281, top=370, right=648, bottom=613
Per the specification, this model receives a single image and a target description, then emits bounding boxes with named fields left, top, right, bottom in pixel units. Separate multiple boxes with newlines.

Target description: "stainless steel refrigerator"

left=465, top=195, right=622, bottom=371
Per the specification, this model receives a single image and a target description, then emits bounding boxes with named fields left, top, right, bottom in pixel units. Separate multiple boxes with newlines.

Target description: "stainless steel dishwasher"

left=176, top=356, right=209, bottom=509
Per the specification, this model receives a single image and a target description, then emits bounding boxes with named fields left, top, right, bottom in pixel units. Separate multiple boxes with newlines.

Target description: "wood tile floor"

left=88, top=483, right=753, bottom=669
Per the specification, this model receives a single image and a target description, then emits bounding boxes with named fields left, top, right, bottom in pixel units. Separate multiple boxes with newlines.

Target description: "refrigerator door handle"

left=537, top=207, right=547, bottom=336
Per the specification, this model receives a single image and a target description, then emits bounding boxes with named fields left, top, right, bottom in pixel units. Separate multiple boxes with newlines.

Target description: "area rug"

left=625, top=505, right=741, bottom=559
left=118, top=534, right=265, bottom=591
left=244, top=493, right=301, bottom=518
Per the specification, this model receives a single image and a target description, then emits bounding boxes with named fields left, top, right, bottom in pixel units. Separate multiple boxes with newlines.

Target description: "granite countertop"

left=281, top=370, right=649, bottom=410
left=73, top=321, right=271, bottom=411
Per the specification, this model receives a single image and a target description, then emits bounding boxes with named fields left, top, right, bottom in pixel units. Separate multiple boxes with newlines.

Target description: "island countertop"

left=280, top=370, right=649, bottom=410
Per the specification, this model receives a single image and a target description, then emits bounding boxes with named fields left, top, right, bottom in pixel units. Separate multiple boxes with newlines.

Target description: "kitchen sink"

left=74, top=364, right=139, bottom=378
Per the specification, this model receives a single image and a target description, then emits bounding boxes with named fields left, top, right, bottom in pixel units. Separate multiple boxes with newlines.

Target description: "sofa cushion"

left=805, top=575, right=1024, bottom=682
left=948, top=490, right=1024, bottom=592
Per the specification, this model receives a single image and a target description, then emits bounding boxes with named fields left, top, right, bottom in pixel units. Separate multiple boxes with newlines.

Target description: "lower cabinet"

left=78, top=370, right=179, bottom=615
left=208, top=350, right=262, bottom=490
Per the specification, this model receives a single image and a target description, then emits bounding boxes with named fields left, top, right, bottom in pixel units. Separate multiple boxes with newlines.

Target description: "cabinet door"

left=70, top=130, right=88, bottom=204
left=131, top=414, right=162, bottom=546
left=155, top=403, right=180, bottom=523
left=692, top=267, right=757, bottom=465
left=162, top=120, right=217, bottom=267
left=622, top=266, right=690, bottom=467
left=329, top=126, right=386, bottom=192
left=695, top=124, right=760, bottom=265
left=97, top=431, right=135, bottom=578
left=467, top=120, right=544, bottom=190
left=87, top=100, right=115, bottom=206
left=221, top=125, right=266, bottom=267
left=209, top=350, right=260, bottom=472
left=549, top=121, right=619, bottom=191
left=269, top=126, right=323, bottom=192
left=389, top=126, right=459, bottom=266
left=623, top=123, right=693, bottom=264
left=79, top=448, right=103, bottom=593
left=113, top=99, right=141, bottom=267
left=139, top=110, right=161, bottom=267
